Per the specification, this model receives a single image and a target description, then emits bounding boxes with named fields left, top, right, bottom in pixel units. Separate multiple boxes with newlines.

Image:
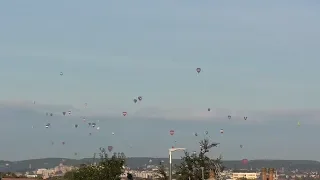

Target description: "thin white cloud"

left=0, top=100, right=319, bottom=124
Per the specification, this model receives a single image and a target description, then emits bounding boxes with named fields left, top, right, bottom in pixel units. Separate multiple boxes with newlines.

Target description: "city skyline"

left=0, top=0, right=319, bottom=161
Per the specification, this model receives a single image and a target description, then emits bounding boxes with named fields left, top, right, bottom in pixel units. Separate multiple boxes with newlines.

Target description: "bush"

left=65, top=151, right=125, bottom=180
left=174, top=138, right=224, bottom=180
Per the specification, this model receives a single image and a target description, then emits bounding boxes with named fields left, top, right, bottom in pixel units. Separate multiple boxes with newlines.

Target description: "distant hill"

left=1, top=158, right=320, bottom=172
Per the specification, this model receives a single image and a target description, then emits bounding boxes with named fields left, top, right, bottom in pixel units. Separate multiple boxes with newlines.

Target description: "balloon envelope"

left=242, top=159, right=248, bottom=165
left=170, top=130, right=174, bottom=135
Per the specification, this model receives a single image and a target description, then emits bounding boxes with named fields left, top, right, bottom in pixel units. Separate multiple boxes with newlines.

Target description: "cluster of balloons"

left=33, top=69, right=258, bottom=163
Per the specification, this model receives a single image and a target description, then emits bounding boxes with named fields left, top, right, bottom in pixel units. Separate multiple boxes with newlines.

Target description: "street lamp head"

left=169, top=148, right=186, bottom=152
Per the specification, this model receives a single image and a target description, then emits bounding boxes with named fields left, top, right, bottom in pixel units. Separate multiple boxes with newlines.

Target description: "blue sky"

left=0, top=0, right=320, bottom=161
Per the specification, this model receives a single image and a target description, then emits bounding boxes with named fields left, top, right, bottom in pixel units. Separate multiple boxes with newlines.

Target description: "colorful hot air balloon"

left=242, top=159, right=248, bottom=165
left=228, top=115, right=231, bottom=119
left=240, top=145, right=243, bottom=148
left=122, top=112, right=127, bottom=116
left=204, top=131, right=208, bottom=135
left=50, top=113, right=53, bottom=116
left=244, top=117, right=247, bottom=120
left=220, top=129, right=224, bottom=134
left=60, top=72, right=63, bottom=76
left=170, top=130, right=174, bottom=136
left=68, top=111, right=71, bottom=115
left=196, top=68, right=201, bottom=74
left=62, top=112, right=66, bottom=116
left=133, top=99, right=138, bottom=103
left=194, top=132, right=198, bottom=136
left=108, top=146, right=113, bottom=152
left=138, top=96, right=142, bottom=101
left=75, top=124, right=78, bottom=128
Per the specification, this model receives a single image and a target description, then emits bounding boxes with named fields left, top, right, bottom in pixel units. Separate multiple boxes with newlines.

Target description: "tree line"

left=0, top=138, right=223, bottom=180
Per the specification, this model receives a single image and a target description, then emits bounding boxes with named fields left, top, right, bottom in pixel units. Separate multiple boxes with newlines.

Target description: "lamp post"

left=200, top=167, right=204, bottom=180
left=169, top=148, right=186, bottom=180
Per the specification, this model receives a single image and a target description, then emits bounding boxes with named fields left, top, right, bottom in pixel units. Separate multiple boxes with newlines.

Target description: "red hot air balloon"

left=242, top=159, right=248, bottom=165
left=122, top=112, right=127, bottom=116
left=108, top=146, right=113, bottom=152
left=170, top=130, right=174, bottom=136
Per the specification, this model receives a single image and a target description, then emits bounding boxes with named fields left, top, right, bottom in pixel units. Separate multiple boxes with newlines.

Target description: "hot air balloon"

left=244, top=117, right=247, bottom=120
left=196, top=68, right=201, bottom=74
left=228, top=115, right=231, bottom=119
left=62, top=112, right=66, bottom=116
left=50, top=113, right=53, bottom=116
left=108, top=146, right=113, bottom=152
left=133, top=99, right=137, bottom=103
left=122, top=112, right=127, bottom=116
left=75, top=124, right=78, bottom=128
left=92, top=123, right=96, bottom=128
left=62, top=142, right=65, bottom=145
left=242, top=159, right=248, bottom=165
left=208, top=108, right=211, bottom=111
left=68, top=111, right=71, bottom=115
left=97, top=127, right=100, bottom=130
left=138, top=96, right=142, bottom=101
left=45, top=123, right=50, bottom=128
left=205, top=131, right=208, bottom=135
left=194, top=132, right=198, bottom=136
left=46, top=112, right=49, bottom=116
left=169, top=130, right=174, bottom=136
left=33, top=101, right=36, bottom=104
left=240, top=145, right=243, bottom=148
left=60, top=72, right=63, bottom=76
left=220, top=129, right=224, bottom=134
left=112, top=132, right=115, bottom=135
left=297, top=121, right=300, bottom=127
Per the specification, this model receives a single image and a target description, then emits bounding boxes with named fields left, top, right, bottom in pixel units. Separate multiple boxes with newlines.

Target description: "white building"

left=232, top=170, right=259, bottom=180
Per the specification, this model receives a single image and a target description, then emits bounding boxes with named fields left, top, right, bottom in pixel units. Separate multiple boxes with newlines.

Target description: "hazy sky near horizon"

left=0, top=1, right=320, bottom=161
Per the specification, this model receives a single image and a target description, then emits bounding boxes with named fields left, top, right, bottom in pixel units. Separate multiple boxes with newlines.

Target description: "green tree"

left=174, top=138, right=224, bottom=180
left=153, top=162, right=168, bottom=180
left=65, top=150, right=125, bottom=180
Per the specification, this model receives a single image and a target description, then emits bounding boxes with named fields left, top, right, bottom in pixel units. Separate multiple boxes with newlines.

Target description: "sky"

left=0, top=0, right=320, bottom=161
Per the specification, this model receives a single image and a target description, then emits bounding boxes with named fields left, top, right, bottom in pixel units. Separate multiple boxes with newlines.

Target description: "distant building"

left=232, top=170, right=259, bottom=180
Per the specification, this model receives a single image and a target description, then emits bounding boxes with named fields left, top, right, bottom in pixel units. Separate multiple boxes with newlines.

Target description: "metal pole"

left=169, top=150, right=172, bottom=180
left=201, top=167, right=204, bottom=180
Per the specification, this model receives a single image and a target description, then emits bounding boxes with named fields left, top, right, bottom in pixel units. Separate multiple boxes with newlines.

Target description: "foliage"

left=153, top=162, right=168, bottom=180
left=237, top=178, right=248, bottom=180
left=64, top=150, right=125, bottom=180
left=174, top=138, right=224, bottom=180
